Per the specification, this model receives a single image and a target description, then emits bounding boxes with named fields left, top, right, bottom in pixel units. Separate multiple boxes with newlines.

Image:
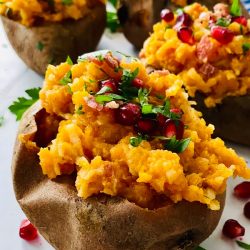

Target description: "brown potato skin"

left=1, top=3, right=106, bottom=75
left=12, top=102, right=225, bottom=250
left=194, top=93, right=250, bottom=146
left=117, top=0, right=166, bottom=49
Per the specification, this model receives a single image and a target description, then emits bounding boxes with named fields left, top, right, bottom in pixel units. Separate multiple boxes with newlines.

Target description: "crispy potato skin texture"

left=195, top=93, right=250, bottom=146
left=12, top=102, right=225, bottom=250
left=118, top=0, right=166, bottom=49
left=1, top=3, right=106, bottom=75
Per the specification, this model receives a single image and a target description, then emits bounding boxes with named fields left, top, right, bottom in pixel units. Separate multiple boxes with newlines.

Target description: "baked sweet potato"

left=117, top=0, right=166, bottom=49
left=1, top=3, right=106, bottom=75
left=12, top=101, right=225, bottom=250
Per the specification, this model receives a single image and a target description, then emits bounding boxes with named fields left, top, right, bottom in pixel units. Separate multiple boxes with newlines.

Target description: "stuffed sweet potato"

left=0, top=0, right=106, bottom=75
left=12, top=51, right=250, bottom=249
left=140, top=2, right=250, bottom=145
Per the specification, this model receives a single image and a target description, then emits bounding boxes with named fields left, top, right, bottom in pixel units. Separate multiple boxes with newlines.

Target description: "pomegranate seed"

left=232, top=16, right=247, bottom=26
left=177, top=27, right=195, bottom=45
left=115, top=103, right=141, bottom=126
left=163, top=119, right=184, bottom=140
left=244, top=202, right=250, bottom=219
left=161, top=9, right=174, bottom=22
left=136, top=119, right=155, bottom=134
left=101, top=79, right=118, bottom=93
left=170, top=108, right=183, bottom=117
left=222, top=219, right=245, bottom=239
left=157, top=113, right=167, bottom=127
left=234, top=181, right=250, bottom=199
left=176, top=12, right=192, bottom=27
left=211, top=26, right=234, bottom=44
left=19, top=219, right=38, bottom=241
left=132, top=78, right=144, bottom=88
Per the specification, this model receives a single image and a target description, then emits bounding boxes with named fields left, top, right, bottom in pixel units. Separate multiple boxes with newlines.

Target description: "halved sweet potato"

left=12, top=101, right=225, bottom=250
left=1, top=3, right=106, bottom=75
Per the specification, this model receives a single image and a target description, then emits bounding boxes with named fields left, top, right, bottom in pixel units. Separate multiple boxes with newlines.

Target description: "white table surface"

left=0, top=19, right=250, bottom=250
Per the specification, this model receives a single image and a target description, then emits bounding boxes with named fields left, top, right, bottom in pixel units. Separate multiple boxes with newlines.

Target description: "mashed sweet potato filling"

left=141, top=3, right=250, bottom=107
left=0, top=0, right=105, bottom=26
left=34, top=52, right=250, bottom=210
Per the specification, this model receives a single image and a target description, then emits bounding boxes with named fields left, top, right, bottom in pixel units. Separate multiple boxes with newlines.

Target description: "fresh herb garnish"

left=216, top=18, right=231, bottom=27
left=107, top=11, right=120, bottom=32
left=60, top=71, right=72, bottom=85
left=61, top=0, right=73, bottom=5
left=96, top=86, right=112, bottom=95
left=66, top=56, right=73, bottom=65
left=95, top=94, right=126, bottom=104
left=75, top=105, right=84, bottom=115
left=236, top=241, right=250, bottom=249
left=230, top=0, right=242, bottom=16
left=108, top=0, right=118, bottom=7
left=243, top=43, right=250, bottom=54
left=8, top=88, right=41, bottom=121
left=0, top=116, right=4, bottom=127
left=164, top=137, right=191, bottom=153
left=130, top=135, right=143, bottom=147
left=36, top=41, right=44, bottom=51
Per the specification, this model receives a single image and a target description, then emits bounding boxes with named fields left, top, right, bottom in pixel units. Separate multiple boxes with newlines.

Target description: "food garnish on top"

left=0, top=0, right=105, bottom=26
left=21, top=51, right=250, bottom=210
left=140, top=1, right=250, bottom=107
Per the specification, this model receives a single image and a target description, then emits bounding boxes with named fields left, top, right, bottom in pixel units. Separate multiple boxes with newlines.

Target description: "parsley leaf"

left=62, top=0, right=73, bottom=5
left=95, top=94, right=126, bottom=104
left=108, top=0, right=118, bottom=7
left=164, top=137, right=191, bottom=153
left=8, top=88, right=41, bottom=121
left=130, top=135, right=143, bottom=147
left=216, top=18, right=231, bottom=27
left=75, top=105, right=84, bottom=115
left=66, top=56, right=73, bottom=65
left=107, top=11, right=120, bottom=32
left=36, top=41, right=44, bottom=51
left=60, top=70, right=72, bottom=85
left=236, top=241, right=250, bottom=249
left=230, top=0, right=242, bottom=16
left=96, top=86, right=112, bottom=95
left=0, top=116, right=4, bottom=127
left=243, top=43, right=250, bottom=54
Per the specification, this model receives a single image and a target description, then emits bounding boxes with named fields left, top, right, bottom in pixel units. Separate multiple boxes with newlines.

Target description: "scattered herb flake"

left=164, top=137, right=191, bottom=153
left=66, top=56, right=73, bottom=65
left=95, top=94, right=126, bottom=104
left=142, top=104, right=153, bottom=114
left=62, top=0, right=73, bottom=5
left=216, top=18, right=231, bottom=27
left=243, top=43, right=250, bottom=54
left=75, top=105, right=84, bottom=115
left=8, top=88, right=41, bottom=121
left=96, top=86, right=112, bottom=95
left=0, top=116, right=4, bottom=127
left=108, top=0, right=118, bottom=7
left=236, top=241, right=250, bottom=249
left=60, top=71, right=72, bottom=85
left=230, top=0, right=242, bottom=16
left=130, top=135, right=143, bottom=147
left=36, top=41, right=44, bottom=51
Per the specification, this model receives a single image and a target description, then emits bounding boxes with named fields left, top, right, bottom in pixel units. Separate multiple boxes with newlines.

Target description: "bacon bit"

left=198, top=63, right=216, bottom=79
left=196, top=36, right=218, bottom=63
left=213, top=3, right=229, bottom=18
left=104, top=53, right=120, bottom=70
left=105, top=101, right=120, bottom=109
left=84, top=96, right=104, bottom=111
left=88, top=56, right=103, bottom=66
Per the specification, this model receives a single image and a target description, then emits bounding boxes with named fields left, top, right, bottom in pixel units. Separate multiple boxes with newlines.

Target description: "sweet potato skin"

left=1, top=3, right=106, bottom=75
left=12, top=102, right=225, bottom=250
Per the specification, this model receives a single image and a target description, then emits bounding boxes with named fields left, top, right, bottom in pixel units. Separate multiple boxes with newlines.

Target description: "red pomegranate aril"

left=211, top=26, right=234, bottom=44
left=234, top=181, right=250, bottom=199
left=244, top=202, right=250, bottom=219
left=19, top=219, right=38, bottom=241
left=136, top=119, right=155, bottom=134
left=132, top=78, right=144, bottom=88
left=176, top=12, right=192, bottom=27
left=157, top=113, right=167, bottom=126
left=170, top=108, right=183, bottom=116
left=161, top=9, right=174, bottom=22
left=101, top=79, right=118, bottom=93
left=115, top=103, right=141, bottom=126
left=232, top=16, right=247, bottom=26
left=222, top=219, right=245, bottom=239
left=163, top=119, right=184, bottom=140
left=177, top=27, right=195, bottom=45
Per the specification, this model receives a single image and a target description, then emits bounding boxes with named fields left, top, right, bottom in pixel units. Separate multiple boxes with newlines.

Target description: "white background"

left=0, top=20, right=250, bottom=250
